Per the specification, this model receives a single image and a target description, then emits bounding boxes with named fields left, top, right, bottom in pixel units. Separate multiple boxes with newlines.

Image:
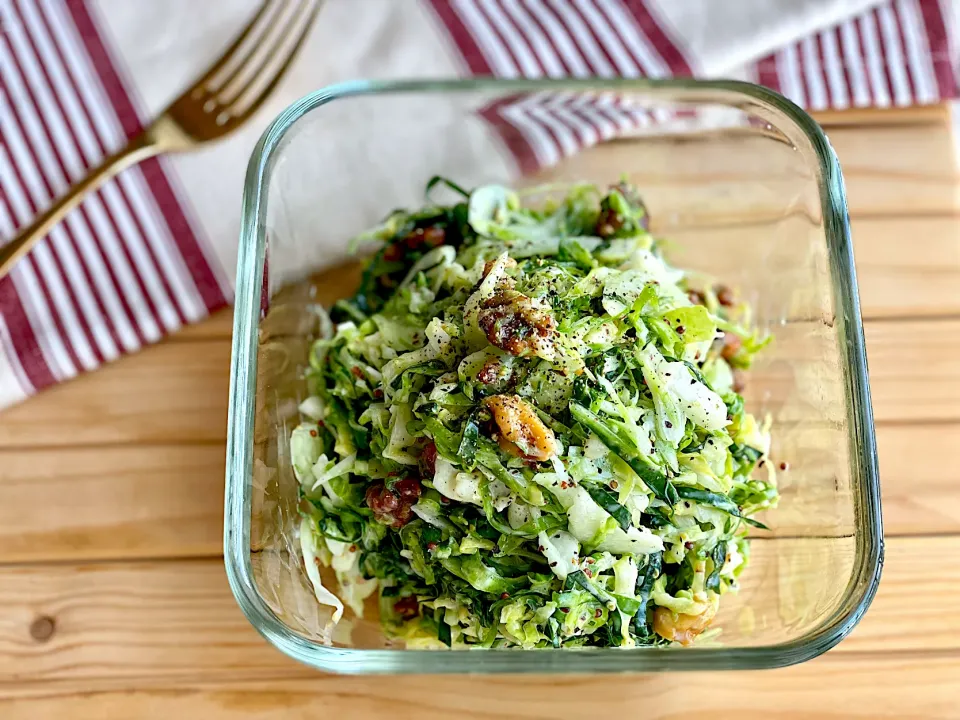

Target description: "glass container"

left=225, top=79, right=882, bottom=673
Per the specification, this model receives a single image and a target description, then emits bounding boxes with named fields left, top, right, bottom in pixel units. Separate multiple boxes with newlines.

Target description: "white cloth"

left=0, top=0, right=956, bottom=408
left=95, top=0, right=958, bottom=284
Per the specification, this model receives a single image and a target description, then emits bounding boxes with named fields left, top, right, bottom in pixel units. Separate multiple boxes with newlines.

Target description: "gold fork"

left=0, top=0, right=321, bottom=279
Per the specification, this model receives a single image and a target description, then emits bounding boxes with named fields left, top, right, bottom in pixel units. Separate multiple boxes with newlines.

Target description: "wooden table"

left=1, top=106, right=959, bottom=719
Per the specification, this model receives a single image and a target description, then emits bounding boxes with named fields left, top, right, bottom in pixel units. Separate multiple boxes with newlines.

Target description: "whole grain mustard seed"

left=290, top=179, right=777, bottom=649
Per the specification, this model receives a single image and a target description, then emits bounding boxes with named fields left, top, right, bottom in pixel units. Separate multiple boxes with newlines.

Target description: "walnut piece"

left=483, top=394, right=558, bottom=462
left=477, top=289, right=558, bottom=360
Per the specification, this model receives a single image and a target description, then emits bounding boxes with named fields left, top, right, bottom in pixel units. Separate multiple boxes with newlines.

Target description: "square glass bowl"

left=225, top=79, right=882, bottom=673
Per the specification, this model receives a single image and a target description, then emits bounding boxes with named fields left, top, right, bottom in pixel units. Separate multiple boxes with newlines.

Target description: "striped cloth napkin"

left=0, top=0, right=957, bottom=410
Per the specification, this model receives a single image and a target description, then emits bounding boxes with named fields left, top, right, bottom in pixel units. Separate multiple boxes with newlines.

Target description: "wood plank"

left=0, top=559, right=301, bottom=688
left=0, top=421, right=950, bottom=563
left=4, top=653, right=959, bottom=718
left=865, top=319, right=960, bottom=422
left=0, top=445, right=224, bottom=562
left=0, top=340, right=231, bottom=448
left=174, top=308, right=233, bottom=340
left=828, top=125, right=958, bottom=217
left=535, top=124, right=959, bottom=221
left=814, top=101, right=950, bottom=127
left=850, top=538, right=960, bottom=653
left=0, top=537, right=951, bottom=689
left=0, top=316, right=953, bottom=448
left=664, top=216, right=960, bottom=321
left=875, top=423, right=960, bottom=534
left=166, top=121, right=960, bottom=343
left=853, top=217, right=960, bottom=319
left=165, top=213, right=960, bottom=344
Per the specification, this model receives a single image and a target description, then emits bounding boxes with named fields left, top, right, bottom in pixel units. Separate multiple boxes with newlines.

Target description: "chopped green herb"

left=292, top=179, right=777, bottom=649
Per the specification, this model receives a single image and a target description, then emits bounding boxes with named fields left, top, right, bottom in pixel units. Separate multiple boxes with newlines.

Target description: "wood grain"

left=875, top=423, right=960, bottom=534
left=665, top=216, right=960, bottom=321
left=174, top=308, right=233, bottom=339
left=814, top=102, right=950, bottom=127
left=2, top=653, right=958, bottom=718
left=0, top=316, right=952, bottom=449
left=865, top=319, right=960, bottom=422
left=853, top=217, right=960, bottom=318
left=167, top=119, right=960, bottom=344
left=828, top=125, right=959, bottom=217
left=172, top=212, right=960, bottom=342
left=0, top=444, right=225, bottom=562
left=0, top=109, right=956, bottom=715
left=0, top=559, right=301, bottom=688
left=0, top=537, right=951, bottom=691
left=0, top=341, right=231, bottom=448
left=0, top=421, right=953, bottom=563
left=535, top=123, right=959, bottom=221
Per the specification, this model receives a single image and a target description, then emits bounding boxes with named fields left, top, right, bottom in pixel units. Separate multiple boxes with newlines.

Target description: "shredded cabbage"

left=291, top=179, right=777, bottom=649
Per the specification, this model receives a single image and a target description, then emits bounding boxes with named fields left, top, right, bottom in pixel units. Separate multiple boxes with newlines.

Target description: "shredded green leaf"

left=293, top=179, right=777, bottom=649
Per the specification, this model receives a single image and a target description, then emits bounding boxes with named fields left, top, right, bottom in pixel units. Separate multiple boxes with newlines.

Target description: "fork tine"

left=190, top=0, right=277, bottom=93
left=220, top=0, right=321, bottom=123
left=204, top=0, right=289, bottom=98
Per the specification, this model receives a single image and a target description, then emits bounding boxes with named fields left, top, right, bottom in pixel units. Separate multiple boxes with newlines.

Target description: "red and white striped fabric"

left=753, top=0, right=957, bottom=110
left=477, top=92, right=662, bottom=174
left=429, top=0, right=693, bottom=78
left=430, top=0, right=958, bottom=174
left=0, top=0, right=229, bottom=407
left=0, top=0, right=957, bottom=410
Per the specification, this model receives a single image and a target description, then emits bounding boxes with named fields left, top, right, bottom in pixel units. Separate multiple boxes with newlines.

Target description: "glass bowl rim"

left=225, top=77, right=883, bottom=674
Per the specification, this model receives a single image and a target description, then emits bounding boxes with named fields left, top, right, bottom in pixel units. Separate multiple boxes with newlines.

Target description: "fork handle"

left=0, top=134, right=161, bottom=279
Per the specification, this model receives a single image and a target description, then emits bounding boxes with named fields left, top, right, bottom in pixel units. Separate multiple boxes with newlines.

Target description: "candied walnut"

left=392, top=477, right=422, bottom=502
left=720, top=332, right=742, bottom=361
left=481, top=256, right=517, bottom=280
left=420, top=441, right=438, bottom=477
left=483, top=394, right=558, bottom=462
left=393, top=595, right=420, bottom=619
left=404, top=225, right=445, bottom=250
left=653, top=598, right=719, bottom=646
left=365, top=480, right=421, bottom=529
left=595, top=206, right=626, bottom=238
left=476, top=356, right=515, bottom=387
left=715, top=284, right=735, bottom=307
left=381, top=226, right=445, bottom=265
left=596, top=181, right=649, bottom=237
left=477, top=357, right=501, bottom=384
left=477, top=289, right=557, bottom=359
